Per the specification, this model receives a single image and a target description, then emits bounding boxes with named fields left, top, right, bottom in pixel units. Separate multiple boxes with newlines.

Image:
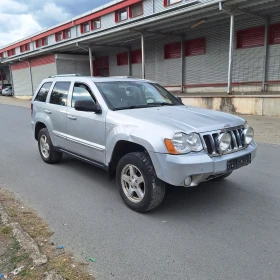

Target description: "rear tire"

left=116, top=152, right=166, bottom=213
left=38, top=128, right=62, bottom=164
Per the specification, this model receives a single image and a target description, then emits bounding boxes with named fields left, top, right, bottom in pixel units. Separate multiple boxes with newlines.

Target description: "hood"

left=115, top=105, right=245, bottom=133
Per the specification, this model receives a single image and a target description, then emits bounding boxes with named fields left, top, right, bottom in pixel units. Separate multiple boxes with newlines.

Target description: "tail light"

left=31, top=103, right=33, bottom=116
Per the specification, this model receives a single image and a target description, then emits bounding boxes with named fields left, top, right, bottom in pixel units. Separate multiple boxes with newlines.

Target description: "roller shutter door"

left=31, top=55, right=56, bottom=92
left=11, top=62, right=32, bottom=96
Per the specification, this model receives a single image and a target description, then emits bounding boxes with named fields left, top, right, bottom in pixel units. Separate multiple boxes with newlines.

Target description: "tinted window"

left=50, top=82, right=70, bottom=106
left=72, top=83, right=96, bottom=107
left=35, top=82, right=52, bottom=102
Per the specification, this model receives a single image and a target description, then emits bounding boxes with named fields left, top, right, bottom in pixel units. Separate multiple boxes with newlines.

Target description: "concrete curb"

left=0, top=202, right=47, bottom=266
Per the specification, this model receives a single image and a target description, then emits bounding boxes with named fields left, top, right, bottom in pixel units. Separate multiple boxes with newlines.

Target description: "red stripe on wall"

left=11, top=61, right=29, bottom=71
left=30, top=54, right=55, bottom=67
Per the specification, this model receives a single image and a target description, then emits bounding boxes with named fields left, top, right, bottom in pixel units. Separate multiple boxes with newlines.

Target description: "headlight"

left=165, top=132, right=203, bottom=154
left=242, top=127, right=254, bottom=145
left=217, top=133, right=231, bottom=154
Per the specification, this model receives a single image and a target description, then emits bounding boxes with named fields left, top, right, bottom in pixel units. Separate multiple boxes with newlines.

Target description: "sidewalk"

left=0, top=96, right=30, bottom=108
left=1, top=96, right=279, bottom=145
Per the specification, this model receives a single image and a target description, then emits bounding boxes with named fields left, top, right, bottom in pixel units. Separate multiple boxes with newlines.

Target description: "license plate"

left=227, top=154, right=251, bottom=172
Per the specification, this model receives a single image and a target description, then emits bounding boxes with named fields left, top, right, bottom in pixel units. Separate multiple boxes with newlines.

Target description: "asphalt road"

left=0, top=104, right=279, bottom=280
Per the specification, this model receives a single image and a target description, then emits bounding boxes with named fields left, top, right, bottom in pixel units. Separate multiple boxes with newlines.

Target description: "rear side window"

left=35, top=82, right=52, bottom=102
left=49, top=82, right=71, bottom=106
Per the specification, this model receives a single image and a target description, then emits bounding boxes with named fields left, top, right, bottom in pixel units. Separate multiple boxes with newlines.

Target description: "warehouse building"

left=0, top=0, right=280, bottom=97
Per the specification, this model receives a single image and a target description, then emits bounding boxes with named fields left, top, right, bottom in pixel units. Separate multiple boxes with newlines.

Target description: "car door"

left=44, top=81, right=71, bottom=148
left=66, top=82, right=106, bottom=164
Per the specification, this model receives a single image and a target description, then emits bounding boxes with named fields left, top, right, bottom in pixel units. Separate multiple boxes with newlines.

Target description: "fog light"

left=184, top=176, right=192, bottom=186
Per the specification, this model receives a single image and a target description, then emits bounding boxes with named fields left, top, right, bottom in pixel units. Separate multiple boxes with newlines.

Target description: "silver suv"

left=31, top=75, right=257, bottom=212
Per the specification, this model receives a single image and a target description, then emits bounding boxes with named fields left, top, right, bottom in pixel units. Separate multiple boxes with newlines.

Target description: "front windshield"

left=95, top=81, right=181, bottom=110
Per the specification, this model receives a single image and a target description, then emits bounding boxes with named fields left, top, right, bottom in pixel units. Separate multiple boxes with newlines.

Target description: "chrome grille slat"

left=230, top=131, right=238, bottom=149
left=201, top=126, right=246, bottom=157
left=209, top=135, right=217, bottom=155
left=234, top=129, right=242, bottom=148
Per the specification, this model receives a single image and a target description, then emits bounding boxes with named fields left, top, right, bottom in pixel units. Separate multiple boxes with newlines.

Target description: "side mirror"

left=75, top=100, right=102, bottom=114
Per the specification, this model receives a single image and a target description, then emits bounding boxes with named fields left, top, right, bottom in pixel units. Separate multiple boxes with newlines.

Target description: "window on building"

left=55, top=32, right=63, bottom=42
left=92, top=19, right=101, bottom=30
left=115, top=9, right=128, bottom=22
left=36, top=37, right=48, bottom=48
left=7, top=49, right=15, bottom=57
left=20, top=43, right=30, bottom=53
left=236, top=27, right=265, bottom=49
left=72, top=83, right=96, bottom=107
left=185, top=37, right=206, bottom=56
left=64, top=29, right=71, bottom=39
left=0, top=53, right=3, bottom=58
left=50, top=82, right=71, bottom=106
left=269, top=23, right=280, bottom=45
left=129, top=3, right=143, bottom=18
left=81, top=22, right=90, bottom=34
left=117, top=52, right=128, bottom=66
left=164, top=0, right=181, bottom=7
left=164, top=42, right=181, bottom=59
left=35, top=82, right=53, bottom=102
left=131, top=49, right=142, bottom=64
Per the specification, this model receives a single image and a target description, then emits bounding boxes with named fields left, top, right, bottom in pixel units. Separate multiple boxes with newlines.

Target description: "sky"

left=0, top=0, right=108, bottom=47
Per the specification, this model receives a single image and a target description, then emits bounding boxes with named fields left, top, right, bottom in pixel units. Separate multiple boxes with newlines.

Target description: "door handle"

left=67, top=115, right=77, bottom=120
left=44, top=110, right=52, bottom=114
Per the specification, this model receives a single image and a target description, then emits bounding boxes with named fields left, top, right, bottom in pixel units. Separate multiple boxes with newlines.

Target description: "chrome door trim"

left=67, top=135, right=105, bottom=152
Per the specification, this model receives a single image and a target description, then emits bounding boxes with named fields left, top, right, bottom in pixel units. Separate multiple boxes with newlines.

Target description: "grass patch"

left=0, top=225, right=12, bottom=235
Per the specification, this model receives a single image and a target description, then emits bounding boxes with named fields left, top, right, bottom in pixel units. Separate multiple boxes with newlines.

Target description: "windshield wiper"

left=148, top=102, right=177, bottom=106
left=114, top=105, right=149, bottom=111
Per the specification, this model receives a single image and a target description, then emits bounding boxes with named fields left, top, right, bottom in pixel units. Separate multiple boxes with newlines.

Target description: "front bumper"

left=149, top=142, right=257, bottom=187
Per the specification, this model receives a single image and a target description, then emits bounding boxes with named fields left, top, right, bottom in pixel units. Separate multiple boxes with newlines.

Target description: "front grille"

left=201, top=126, right=247, bottom=157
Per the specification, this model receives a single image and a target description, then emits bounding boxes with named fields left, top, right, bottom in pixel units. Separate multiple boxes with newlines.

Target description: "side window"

left=34, top=82, right=52, bottom=102
left=49, top=82, right=71, bottom=106
left=72, top=83, right=96, bottom=107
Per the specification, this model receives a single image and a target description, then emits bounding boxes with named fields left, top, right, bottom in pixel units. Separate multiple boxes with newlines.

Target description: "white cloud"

left=0, top=14, right=41, bottom=47
left=34, top=2, right=72, bottom=24
left=0, top=0, right=28, bottom=14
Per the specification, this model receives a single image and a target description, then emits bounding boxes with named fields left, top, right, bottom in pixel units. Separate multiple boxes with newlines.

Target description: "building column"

left=262, top=17, right=270, bottom=92
left=141, top=33, right=145, bottom=79
left=181, top=35, right=185, bottom=93
left=89, top=46, right=93, bottom=76
left=28, top=61, right=34, bottom=96
left=128, top=47, right=132, bottom=76
left=227, top=14, right=234, bottom=94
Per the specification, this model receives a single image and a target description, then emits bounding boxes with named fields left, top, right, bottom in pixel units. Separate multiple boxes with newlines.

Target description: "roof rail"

left=49, top=74, right=82, bottom=78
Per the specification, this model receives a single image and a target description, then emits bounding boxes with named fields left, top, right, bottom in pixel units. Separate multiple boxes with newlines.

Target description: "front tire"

left=116, top=152, right=166, bottom=213
left=38, top=128, right=62, bottom=164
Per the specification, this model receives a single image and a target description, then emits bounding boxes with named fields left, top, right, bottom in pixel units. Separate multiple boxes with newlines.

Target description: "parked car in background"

left=31, top=75, right=257, bottom=212
left=1, top=85, right=13, bottom=96
left=0, top=83, right=12, bottom=95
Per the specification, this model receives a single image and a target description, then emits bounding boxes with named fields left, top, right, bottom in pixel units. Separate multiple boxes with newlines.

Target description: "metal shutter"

left=164, top=42, right=181, bottom=59
left=185, top=38, right=206, bottom=56
left=11, top=62, right=32, bottom=96
left=30, top=55, right=56, bottom=93
left=131, top=49, right=142, bottom=64
left=117, top=52, right=128, bottom=65
left=236, top=27, right=265, bottom=49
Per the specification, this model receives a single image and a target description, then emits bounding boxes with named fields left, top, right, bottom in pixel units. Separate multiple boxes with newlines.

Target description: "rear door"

left=66, top=82, right=106, bottom=164
left=44, top=81, right=71, bottom=148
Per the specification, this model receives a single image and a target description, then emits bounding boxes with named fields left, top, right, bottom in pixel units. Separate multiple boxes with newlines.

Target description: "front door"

left=66, top=82, right=106, bottom=164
